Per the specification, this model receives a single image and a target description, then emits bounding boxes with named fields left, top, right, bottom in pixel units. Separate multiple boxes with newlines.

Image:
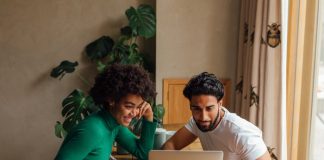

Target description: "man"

left=162, top=72, right=271, bottom=160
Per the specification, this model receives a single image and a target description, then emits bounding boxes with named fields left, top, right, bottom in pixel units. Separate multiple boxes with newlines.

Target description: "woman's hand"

left=137, top=101, right=153, bottom=122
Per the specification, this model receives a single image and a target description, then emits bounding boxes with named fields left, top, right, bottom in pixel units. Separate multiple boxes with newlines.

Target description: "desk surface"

left=111, top=147, right=136, bottom=160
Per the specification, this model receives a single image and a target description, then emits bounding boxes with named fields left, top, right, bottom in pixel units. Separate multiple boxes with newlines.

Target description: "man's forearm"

left=161, top=140, right=175, bottom=150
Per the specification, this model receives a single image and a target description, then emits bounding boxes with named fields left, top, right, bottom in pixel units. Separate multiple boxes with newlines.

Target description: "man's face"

left=190, top=95, right=221, bottom=132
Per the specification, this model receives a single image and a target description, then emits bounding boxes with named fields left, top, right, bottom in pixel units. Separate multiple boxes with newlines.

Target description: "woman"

left=55, top=64, right=157, bottom=160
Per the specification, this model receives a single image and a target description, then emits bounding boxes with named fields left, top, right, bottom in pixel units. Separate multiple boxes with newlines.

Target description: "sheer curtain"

left=234, top=0, right=287, bottom=159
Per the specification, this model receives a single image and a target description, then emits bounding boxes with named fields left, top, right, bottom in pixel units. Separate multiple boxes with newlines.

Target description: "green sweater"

left=55, top=110, right=157, bottom=160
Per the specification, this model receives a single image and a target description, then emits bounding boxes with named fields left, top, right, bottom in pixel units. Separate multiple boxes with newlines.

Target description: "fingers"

left=137, top=101, right=152, bottom=119
left=135, top=102, right=145, bottom=119
left=138, top=102, right=148, bottom=119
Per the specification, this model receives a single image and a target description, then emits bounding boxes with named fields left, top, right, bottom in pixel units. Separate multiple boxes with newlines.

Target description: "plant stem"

left=77, top=73, right=91, bottom=87
left=128, top=36, right=132, bottom=46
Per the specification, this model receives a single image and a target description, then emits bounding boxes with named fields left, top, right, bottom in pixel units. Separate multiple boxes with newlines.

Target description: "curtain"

left=234, top=0, right=285, bottom=159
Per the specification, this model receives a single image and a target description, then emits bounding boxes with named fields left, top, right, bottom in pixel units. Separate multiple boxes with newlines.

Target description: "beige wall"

left=156, top=0, right=241, bottom=108
left=0, top=0, right=154, bottom=159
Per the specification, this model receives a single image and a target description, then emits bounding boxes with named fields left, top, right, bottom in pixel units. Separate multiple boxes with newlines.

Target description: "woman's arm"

left=115, top=118, right=157, bottom=160
left=55, top=123, right=103, bottom=160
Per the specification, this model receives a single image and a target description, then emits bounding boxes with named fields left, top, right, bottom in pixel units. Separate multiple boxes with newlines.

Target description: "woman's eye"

left=125, top=106, right=133, bottom=109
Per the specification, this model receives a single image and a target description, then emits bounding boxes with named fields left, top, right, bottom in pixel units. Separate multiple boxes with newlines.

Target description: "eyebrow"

left=190, top=105, right=215, bottom=108
left=124, top=101, right=136, bottom=106
left=125, top=101, right=145, bottom=107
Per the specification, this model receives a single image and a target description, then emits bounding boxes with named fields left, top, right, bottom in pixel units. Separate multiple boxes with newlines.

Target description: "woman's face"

left=110, top=94, right=144, bottom=126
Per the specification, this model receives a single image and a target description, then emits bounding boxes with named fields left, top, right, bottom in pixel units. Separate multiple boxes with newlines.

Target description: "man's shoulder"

left=222, top=111, right=262, bottom=136
left=222, top=112, right=267, bottom=159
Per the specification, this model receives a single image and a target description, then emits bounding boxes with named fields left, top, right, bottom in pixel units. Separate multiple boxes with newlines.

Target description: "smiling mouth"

left=123, top=116, right=133, bottom=123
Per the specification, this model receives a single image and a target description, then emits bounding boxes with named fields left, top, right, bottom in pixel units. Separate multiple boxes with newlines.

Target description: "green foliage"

left=50, top=61, right=78, bottom=79
left=126, top=4, right=156, bottom=38
left=153, top=104, right=165, bottom=128
left=61, top=89, right=98, bottom=132
left=51, top=4, right=163, bottom=138
left=85, top=36, right=114, bottom=60
left=55, top=121, right=67, bottom=138
left=120, top=26, right=133, bottom=37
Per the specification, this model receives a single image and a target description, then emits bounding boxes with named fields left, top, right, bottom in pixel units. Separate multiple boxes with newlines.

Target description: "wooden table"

left=111, top=147, right=136, bottom=160
left=110, top=123, right=203, bottom=159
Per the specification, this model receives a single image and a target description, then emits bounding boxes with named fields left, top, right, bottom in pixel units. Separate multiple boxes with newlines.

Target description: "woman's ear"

left=107, top=100, right=116, bottom=114
left=109, top=101, right=115, bottom=107
left=106, top=98, right=115, bottom=107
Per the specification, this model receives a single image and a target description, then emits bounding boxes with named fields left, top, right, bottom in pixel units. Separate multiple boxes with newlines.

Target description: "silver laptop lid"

left=149, top=150, right=223, bottom=160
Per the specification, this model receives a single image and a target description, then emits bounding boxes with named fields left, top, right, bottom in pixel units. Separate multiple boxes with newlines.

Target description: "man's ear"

left=219, top=100, right=223, bottom=106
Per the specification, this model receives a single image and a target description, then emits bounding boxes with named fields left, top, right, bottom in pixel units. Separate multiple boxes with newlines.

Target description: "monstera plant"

left=51, top=4, right=164, bottom=138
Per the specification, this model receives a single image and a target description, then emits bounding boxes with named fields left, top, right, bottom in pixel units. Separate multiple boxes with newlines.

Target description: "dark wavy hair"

left=183, top=72, right=224, bottom=101
left=90, top=64, right=156, bottom=106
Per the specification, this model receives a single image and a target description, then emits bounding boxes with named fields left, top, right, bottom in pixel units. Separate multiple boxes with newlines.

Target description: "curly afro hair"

left=183, top=72, right=224, bottom=101
left=90, top=64, right=156, bottom=106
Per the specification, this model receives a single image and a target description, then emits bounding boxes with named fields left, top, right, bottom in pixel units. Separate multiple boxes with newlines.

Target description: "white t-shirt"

left=185, top=107, right=267, bottom=160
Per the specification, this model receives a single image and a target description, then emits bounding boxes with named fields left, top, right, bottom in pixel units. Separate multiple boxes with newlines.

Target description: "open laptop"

left=149, top=150, right=223, bottom=160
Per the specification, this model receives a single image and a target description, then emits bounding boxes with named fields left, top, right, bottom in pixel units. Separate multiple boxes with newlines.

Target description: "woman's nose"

left=130, top=108, right=139, bottom=117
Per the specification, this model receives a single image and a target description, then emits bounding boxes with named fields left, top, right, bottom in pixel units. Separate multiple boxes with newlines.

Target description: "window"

left=309, top=0, right=324, bottom=159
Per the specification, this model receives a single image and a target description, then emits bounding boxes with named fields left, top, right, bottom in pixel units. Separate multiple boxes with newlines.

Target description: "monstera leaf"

left=126, top=4, right=156, bottom=38
left=86, top=36, right=114, bottom=60
left=61, top=89, right=98, bottom=132
left=51, top=60, right=78, bottom=79
left=55, top=121, right=67, bottom=138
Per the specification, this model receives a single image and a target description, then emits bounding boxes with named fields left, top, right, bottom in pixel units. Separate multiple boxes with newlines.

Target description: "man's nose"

left=199, top=110, right=208, bottom=121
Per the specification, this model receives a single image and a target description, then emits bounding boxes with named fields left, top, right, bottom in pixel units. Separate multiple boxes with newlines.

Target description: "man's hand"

left=162, top=127, right=197, bottom=150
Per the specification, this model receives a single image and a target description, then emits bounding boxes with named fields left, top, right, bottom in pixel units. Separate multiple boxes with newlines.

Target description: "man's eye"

left=206, top=107, right=213, bottom=111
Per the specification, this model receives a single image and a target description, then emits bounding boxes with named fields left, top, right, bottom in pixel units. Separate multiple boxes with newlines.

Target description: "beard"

left=193, top=115, right=219, bottom=132
left=193, top=107, right=221, bottom=132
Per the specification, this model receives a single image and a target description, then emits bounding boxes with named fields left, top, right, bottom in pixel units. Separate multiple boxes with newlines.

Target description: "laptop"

left=149, top=150, right=223, bottom=160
